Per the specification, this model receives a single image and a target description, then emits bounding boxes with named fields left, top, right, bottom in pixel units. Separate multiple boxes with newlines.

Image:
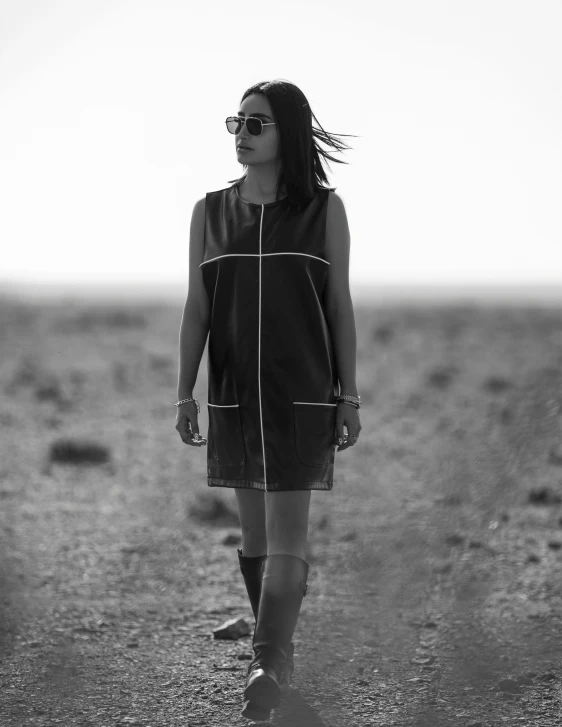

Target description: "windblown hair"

left=227, top=79, right=359, bottom=212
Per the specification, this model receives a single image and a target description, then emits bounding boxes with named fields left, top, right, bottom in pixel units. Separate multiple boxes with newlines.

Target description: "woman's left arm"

left=323, top=191, right=362, bottom=451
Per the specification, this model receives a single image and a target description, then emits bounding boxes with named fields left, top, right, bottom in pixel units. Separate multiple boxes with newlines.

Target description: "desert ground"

left=0, top=291, right=561, bottom=726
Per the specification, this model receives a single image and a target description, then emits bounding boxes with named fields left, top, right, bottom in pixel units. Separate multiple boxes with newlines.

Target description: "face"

left=235, top=93, right=280, bottom=167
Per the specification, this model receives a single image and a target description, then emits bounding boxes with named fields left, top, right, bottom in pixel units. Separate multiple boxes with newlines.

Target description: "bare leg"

left=265, top=491, right=311, bottom=560
left=234, top=489, right=267, bottom=557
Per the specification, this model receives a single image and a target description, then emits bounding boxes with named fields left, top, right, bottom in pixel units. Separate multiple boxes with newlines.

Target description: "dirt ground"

left=0, top=293, right=561, bottom=726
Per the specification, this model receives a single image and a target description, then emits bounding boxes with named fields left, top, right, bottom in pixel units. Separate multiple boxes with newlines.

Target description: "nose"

left=237, top=118, right=250, bottom=138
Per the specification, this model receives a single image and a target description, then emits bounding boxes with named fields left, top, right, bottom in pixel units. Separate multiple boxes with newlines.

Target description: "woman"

left=175, top=79, right=362, bottom=721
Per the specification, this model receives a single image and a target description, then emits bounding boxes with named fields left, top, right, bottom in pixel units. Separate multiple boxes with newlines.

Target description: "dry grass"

left=0, top=293, right=561, bottom=726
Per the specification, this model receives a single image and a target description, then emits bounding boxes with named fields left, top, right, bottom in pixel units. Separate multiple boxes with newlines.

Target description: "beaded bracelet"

left=336, top=394, right=361, bottom=409
left=175, top=395, right=361, bottom=413
left=175, top=397, right=200, bottom=414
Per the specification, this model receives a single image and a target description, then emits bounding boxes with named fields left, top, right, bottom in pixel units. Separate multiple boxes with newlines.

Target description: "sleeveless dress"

left=200, top=182, right=339, bottom=492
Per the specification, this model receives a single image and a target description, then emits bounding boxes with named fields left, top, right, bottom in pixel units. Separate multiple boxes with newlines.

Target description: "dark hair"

left=227, top=79, right=359, bottom=212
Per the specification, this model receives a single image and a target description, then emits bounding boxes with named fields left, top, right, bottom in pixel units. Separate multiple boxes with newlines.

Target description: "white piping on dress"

left=199, top=252, right=330, bottom=268
left=258, top=204, right=268, bottom=491
left=293, top=402, right=337, bottom=406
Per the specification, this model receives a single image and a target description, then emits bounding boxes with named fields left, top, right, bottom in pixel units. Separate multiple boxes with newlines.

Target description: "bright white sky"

left=1, top=0, right=561, bottom=290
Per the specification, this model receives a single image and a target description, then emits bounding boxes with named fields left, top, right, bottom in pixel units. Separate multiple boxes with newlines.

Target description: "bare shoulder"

left=193, top=195, right=206, bottom=218
left=324, top=191, right=351, bottom=313
left=327, top=189, right=346, bottom=209
left=186, top=195, right=210, bottom=321
left=325, top=190, right=350, bottom=262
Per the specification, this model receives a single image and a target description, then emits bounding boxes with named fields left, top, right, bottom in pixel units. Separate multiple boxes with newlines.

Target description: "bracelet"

left=175, top=395, right=359, bottom=414
left=339, top=400, right=360, bottom=409
left=175, top=397, right=200, bottom=414
left=336, top=394, right=361, bottom=409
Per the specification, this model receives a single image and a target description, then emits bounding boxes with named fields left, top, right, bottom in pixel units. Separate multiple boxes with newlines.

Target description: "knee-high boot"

left=237, top=549, right=295, bottom=694
left=241, top=553, right=309, bottom=714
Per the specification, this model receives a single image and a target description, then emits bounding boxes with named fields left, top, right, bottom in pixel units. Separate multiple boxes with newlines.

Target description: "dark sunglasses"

left=225, top=116, right=276, bottom=136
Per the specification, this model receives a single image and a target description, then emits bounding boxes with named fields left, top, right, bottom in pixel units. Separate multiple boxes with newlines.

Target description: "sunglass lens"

left=226, top=118, right=239, bottom=134
left=225, top=117, right=263, bottom=135
left=246, top=118, right=262, bottom=135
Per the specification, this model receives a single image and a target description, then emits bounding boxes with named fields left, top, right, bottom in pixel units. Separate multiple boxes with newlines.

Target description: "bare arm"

left=323, top=191, right=358, bottom=397
left=177, top=197, right=211, bottom=400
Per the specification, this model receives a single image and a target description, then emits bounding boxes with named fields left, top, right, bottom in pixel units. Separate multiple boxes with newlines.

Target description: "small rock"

left=221, top=532, right=241, bottom=545
left=445, top=532, right=465, bottom=546
left=528, top=486, right=562, bottom=505
left=410, top=655, right=436, bottom=666
left=340, top=531, right=357, bottom=542
left=212, top=617, right=250, bottom=640
left=497, top=678, right=522, bottom=694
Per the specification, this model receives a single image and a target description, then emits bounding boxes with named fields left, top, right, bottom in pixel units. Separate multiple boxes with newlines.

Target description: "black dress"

left=200, top=182, right=339, bottom=492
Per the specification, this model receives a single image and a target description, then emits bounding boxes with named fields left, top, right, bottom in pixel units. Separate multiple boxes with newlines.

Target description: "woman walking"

left=175, top=79, right=362, bottom=721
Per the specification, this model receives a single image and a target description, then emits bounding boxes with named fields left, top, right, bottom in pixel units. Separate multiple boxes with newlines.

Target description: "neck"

left=242, top=168, right=286, bottom=199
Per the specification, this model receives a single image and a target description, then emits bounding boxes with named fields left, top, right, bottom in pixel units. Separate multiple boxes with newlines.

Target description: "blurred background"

left=2, top=4, right=562, bottom=725
left=1, top=0, right=561, bottom=305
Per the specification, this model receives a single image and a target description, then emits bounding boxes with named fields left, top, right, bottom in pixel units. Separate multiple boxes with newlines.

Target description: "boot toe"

left=244, top=665, right=281, bottom=710
left=240, top=698, right=271, bottom=721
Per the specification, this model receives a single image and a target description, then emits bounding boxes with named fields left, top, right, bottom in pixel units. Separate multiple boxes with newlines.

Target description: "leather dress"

left=200, top=182, right=339, bottom=491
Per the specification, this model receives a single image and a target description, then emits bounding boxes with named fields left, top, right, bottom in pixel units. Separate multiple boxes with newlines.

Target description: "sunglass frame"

left=225, top=116, right=277, bottom=136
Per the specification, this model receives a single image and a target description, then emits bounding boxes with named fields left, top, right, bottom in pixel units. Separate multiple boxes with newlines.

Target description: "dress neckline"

left=234, top=183, right=288, bottom=207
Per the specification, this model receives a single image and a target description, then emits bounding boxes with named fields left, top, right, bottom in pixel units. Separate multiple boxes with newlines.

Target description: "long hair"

left=227, top=79, right=359, bottom=212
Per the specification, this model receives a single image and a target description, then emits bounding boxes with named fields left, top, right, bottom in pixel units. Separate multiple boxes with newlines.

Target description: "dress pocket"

left=207, top=404, right=245, bottom=466
left=293, top=402, right=337, bottom=467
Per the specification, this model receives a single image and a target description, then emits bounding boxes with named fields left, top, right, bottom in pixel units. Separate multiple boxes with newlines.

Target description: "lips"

left=237, top=145, right=253, bottom=150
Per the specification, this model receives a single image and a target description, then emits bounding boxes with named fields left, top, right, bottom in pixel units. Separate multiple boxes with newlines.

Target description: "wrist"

left=338, top=387, right=358, bottom=397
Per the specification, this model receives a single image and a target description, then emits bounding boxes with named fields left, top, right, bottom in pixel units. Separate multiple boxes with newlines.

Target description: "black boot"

left=237, top=549, right=294, bottom=694
left=237, top=549, right=272, bottom=722
left=237, top=548, right=267, bottom=620
left=242, top=554, right=309, bottom=714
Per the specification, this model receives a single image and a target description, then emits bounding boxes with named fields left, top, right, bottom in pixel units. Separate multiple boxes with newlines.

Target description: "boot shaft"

left=250, top=553, right=309, bottom=674
left=237, top=548, right=267, bottom=620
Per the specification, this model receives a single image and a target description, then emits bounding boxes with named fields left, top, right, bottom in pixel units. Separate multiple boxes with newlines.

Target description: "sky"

left=1, top=0, right=561, bottom=296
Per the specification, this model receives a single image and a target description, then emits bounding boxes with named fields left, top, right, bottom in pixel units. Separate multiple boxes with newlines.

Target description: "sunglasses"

left=225, top=116, right=276, bottom=137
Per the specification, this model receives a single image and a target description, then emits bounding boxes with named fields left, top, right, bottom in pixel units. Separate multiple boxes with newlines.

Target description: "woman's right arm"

left=177, top=196, right=210, bottom=403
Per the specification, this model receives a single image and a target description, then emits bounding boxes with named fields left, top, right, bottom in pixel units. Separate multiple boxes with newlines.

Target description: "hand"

left=334, top=403, right=362, bottom=452
left=175, top=402, right=207, bottom=447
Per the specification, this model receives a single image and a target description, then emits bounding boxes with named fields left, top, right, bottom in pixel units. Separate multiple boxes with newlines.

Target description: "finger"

left=184, top=436, right=207, bottom=446
left=336, top=433, right=360, bottom=451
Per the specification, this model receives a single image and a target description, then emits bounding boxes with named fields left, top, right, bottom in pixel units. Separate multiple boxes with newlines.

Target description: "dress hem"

left=207, top=477, right=333, bottom=492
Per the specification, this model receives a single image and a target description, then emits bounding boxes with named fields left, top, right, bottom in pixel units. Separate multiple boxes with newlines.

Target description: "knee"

left=267, top=543, right=307, bottom=560
left=241, top=521, right=266, bottom=538
left=240, top=523, right=267, bottom=553
left=267, top=525, right=308, bottom=560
